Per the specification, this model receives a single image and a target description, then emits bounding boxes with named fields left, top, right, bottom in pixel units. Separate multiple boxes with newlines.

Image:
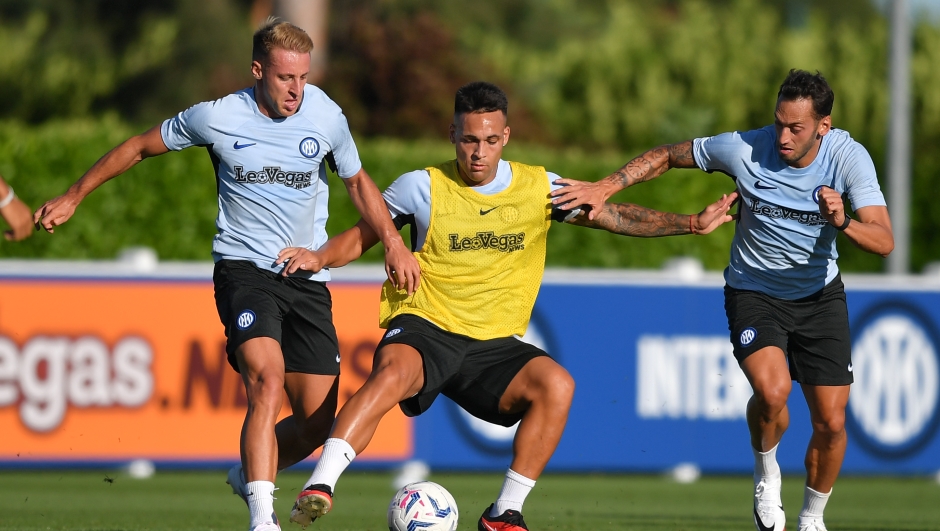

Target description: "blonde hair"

left=252, top=17, right=313, bottom=62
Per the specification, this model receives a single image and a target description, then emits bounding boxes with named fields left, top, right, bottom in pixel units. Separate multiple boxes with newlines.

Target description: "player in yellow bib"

left=279, top=82, right=737, bottom=530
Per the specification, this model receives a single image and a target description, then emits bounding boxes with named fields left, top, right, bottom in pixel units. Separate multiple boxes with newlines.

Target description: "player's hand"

left=277, top=247, right=326, bottom=276
left=2, top=197, right=35, bottom=241
left=816, top=186, right=847, bottom=228
left=692, top=191, right=739, bottom=235
left=384, top=241, right=420, bottom=296
left=550, top=178, right=613, bottom=221
left=33, top=193, right=81, bottom=234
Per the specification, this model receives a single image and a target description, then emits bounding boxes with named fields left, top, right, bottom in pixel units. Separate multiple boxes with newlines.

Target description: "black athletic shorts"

left=377, top=314, right=550, bottom=427
left=724, top=274, right=853, bottom=386
left=213, top=260, right=340, bottom=375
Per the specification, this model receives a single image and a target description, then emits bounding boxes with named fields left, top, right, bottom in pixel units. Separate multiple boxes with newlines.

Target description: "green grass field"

left=1, top=470, right=938, bottom=531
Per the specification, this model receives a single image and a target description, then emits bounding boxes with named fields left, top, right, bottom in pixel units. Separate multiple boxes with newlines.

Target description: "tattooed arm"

left=568, top=191, right=737, bottom=237
left=551, top=140, right=698, bottom=220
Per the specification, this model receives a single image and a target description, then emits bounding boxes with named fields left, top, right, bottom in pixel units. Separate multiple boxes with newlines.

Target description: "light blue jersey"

left=161, top=85, right=362, bottom=281
left=693, top=127, right=886, bottom=299
left=382, top=159, right=575, bottom=250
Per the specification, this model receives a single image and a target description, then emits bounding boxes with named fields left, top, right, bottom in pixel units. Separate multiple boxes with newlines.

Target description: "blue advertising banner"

left=411, top=271, right=940, bottom=475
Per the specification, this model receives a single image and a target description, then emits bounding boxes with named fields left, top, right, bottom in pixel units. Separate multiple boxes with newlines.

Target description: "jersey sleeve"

left=329, top=113, right=363, bottom=179
left=842, top=143, right=887, bottom=211
left=692, top=131, right=746, bottom=175
left=160, top=102, right=213, bottom=151
left=546, top=171, right=581, bottom=222
left=383, top=170, right=430, bottom=224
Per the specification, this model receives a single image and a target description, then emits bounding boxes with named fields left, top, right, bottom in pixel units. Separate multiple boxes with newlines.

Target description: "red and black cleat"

left=478, top=504, right=530, bottom=531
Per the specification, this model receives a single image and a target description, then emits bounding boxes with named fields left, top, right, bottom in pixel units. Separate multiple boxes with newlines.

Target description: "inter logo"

left=848, top=301, right=940, bottom=458
left=812, top=185, right=824, bottom=204
left=236, top=310, right=256, bottom=331
left=739, top=327, right=757, bottom=346
left=299, top=137, right=320, bottom=159
left=385, top=328, right=403, bottom=339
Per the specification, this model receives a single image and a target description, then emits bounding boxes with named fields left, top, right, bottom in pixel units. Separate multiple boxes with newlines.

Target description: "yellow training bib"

left=379, top=160, right=552, bottom=339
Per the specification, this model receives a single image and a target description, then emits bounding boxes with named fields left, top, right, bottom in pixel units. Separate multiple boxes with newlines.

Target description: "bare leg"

left=329, top=343, right=424, bottom=452
left=740, top=346, right=792, bottom=452
left=500, top=357, right=575, bottom=480
left=801, top=384, right=850, bottom=492
left=276, top=373, right=339, bottom=469
left=235, top=337, right=286, bottom=483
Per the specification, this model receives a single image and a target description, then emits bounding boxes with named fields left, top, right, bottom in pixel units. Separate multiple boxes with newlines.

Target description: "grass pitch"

left=1, top=470, right=938, bottom=530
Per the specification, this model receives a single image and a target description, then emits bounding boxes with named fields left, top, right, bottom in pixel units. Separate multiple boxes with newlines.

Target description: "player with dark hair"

left=33, top=17, right=419, bottom=531
left=551, top=69, right=894, bottom=531
left=281, top=80, right=737, bottom=531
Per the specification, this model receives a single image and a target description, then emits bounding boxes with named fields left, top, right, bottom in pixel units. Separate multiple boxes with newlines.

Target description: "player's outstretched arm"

left=550, top=140, right=697, bottom=220
left=342, top=169, right=420, bottom=295
left=33, top=125, right=169, bottom=233
left=568, top=191, right=737, bottom=237
left=816, top=186, right=894, bottom=257
left=0, top=175, right=34, bottom=241
left=277, top=218, right=381, bottom=276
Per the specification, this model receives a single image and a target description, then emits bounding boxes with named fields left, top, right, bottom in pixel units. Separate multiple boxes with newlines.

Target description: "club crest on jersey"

left=812, top=185, right=824, bottom=204
left=739, top=327, right=757, bottom=346
left=448, top=231, right=525, bottom=253
left=299, top=137, right=320, bottom=159
left=385, top=327, right=403, bottom=339
left=237, top=310, right=256, bottom=331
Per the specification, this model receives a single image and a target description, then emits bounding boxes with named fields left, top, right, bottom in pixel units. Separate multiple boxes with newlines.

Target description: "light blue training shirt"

left=693, top=126, right=886, bottom=299
left=382, top=159, right=575, bottom=250
left=161, top=85, right=362, bottom=281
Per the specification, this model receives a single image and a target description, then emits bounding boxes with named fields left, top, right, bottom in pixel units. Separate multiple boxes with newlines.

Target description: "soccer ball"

left=387, top=481, right=458, bottom=531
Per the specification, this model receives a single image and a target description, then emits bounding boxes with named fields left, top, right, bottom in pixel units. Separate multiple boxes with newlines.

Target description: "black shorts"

left=724, top=275, right=853, bottom=386
left=213, top=260, right=340, bottom=375
left=378, top=314, right=549, bottom=427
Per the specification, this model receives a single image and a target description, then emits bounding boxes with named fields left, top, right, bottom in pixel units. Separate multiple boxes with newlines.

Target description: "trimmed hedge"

left=0, top=118, right=885, bottom=272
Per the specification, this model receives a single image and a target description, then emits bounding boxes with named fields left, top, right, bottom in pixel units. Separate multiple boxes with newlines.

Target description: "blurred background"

left=0, top=0, right=938, bottom=272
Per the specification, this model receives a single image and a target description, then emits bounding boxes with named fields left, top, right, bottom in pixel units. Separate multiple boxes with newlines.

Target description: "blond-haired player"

left=34, top=18, right=419, bottom=531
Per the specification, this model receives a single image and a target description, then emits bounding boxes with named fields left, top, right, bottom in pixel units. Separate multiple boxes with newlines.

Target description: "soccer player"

left=32, top=18, right=419, bottom=531
left=278, top=81, right=736, bottom=531
left=0, top=174, right=32, bottom=241
left=550, top=70, right=894, bottom=531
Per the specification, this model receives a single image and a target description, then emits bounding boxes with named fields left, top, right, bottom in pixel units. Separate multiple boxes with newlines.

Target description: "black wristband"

left=836, top=215, right=851, bottom=231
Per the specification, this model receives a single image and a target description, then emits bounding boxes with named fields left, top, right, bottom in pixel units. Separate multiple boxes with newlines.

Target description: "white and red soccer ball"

left=387, top=481, right=458, bottom=531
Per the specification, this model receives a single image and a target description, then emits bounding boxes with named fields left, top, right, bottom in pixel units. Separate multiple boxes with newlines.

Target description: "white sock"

left=799, top=486, right=831, bottom=523
left=490, top=468, right=536, bottom=517
left=305, top=437, right=357, bottom=492
left=245, top=480, right=277, bottom=528
left=753, top=443, right=781, bottom=482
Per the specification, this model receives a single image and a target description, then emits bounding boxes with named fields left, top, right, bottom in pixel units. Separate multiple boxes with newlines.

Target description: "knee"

left=372, top=349, right=422, bottom=389
left=534, top=365, right=575, bottom=408
left=753, top=380, right=791, bottom=414
left=812, top=410, right=846, bottom=438
left=247, top=372, right=285, bottom=410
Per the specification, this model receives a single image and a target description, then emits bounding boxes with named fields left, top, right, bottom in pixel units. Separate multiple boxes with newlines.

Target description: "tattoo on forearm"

left=570, top=203, right=688, bottom=237
left=608, top=141, right=694, bottom=189
left=667, top=141, right=695, bottom=168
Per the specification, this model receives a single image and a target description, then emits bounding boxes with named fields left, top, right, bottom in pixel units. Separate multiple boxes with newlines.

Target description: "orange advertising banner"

left=0, top=278, right=410, bottom=464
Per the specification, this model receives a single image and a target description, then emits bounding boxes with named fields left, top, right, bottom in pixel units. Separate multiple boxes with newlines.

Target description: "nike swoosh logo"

left=234, top=141, right=257, bottom=150
left=480, top=206, right=499, bottom=215
left=335, top=354, right=341, bottom=363
left=343, top=452, right=352, bottom=463
left=753, top=506, right=776, bottom=531
left=755, top=181, right=777, bottom=190
left=848, top=363, right=853, bottom=372
left=482, top=522, right=498, bottom=531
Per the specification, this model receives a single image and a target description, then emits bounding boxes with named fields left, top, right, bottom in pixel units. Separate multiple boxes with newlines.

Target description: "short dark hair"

left=454, top=81, right=508, bottom=116
left=777, top=69, right=834, bottom=119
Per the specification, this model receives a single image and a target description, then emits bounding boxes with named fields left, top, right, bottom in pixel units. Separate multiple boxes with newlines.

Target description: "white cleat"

left=250, top=522, right=281, bottom=531
left=753, top=475, right=786, bottom=531
left=798, top=518, right=828, bottom=531
left=227, top=465, right=249, bottom=505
